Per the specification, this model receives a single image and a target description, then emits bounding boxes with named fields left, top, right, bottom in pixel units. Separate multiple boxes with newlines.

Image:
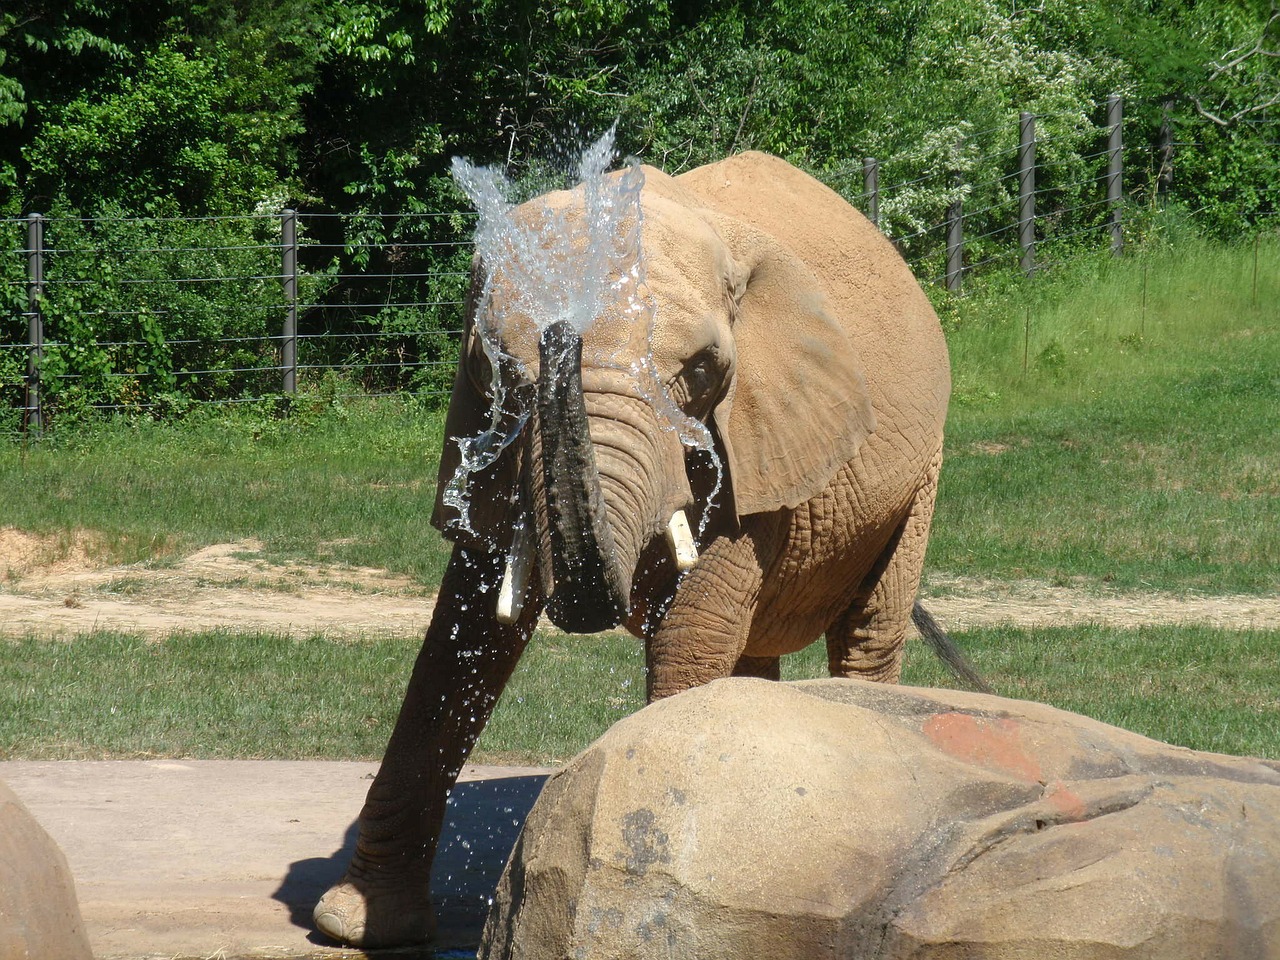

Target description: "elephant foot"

left=313, top=876, right=435, bottom=948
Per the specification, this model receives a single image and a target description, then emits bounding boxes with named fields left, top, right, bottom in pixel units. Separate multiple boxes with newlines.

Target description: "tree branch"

left=1192, top=6, right=1280, bottom=125
left=730, top=71, right=761, bottom=154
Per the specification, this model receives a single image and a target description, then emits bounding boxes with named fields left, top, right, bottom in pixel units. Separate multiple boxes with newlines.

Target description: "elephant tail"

left=911, top=601, right=993, bottom=694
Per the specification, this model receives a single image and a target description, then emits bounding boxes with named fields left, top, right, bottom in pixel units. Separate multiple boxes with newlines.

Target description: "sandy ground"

left=2, top=529, right=1279, bottom=639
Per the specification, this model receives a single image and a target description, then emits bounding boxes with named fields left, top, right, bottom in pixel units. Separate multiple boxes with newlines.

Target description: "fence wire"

left=2, top=97, right=1276, bottom=434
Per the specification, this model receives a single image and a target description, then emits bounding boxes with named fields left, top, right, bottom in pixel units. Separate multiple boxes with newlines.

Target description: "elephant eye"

left=686, top=356, right=713, bottom=393
left=671, top=347, right=726, bottom=415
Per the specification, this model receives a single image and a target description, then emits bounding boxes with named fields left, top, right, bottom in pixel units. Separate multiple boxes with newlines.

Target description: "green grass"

left=4, top=625, right=1276, bottom=762
left=0, top=629, right=646, bottom=764
left=905, top=625, right=1280, bottom=759
left=929, top=234, right=1280, bottom=592
left=1, top=394, right=453, bottom=585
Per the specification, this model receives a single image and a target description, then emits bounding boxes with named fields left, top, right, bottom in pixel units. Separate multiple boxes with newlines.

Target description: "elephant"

left=313, top=150, right=960, bottom=947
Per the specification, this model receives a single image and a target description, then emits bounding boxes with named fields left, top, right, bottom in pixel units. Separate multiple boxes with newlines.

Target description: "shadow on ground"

left=273, top=774, right=551, bottom=951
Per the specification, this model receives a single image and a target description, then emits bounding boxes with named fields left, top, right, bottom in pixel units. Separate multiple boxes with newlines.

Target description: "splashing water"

left=444, top=128, right=722, bottom=539
left=451, top=126, right=646, bottom=340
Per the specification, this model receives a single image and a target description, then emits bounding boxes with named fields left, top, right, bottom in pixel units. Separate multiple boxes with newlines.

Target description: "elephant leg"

left=313, top=544, right=541, bottom=948
left=825, top=452, right=940, bottom=684
left=646, top=533, right=764, bottom=700
left=732, top=654, right=781, bottom=680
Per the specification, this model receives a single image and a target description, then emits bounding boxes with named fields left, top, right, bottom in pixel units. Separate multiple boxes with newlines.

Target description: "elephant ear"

left=708, top=220, right=877, bottom=517
left=430, top=266, right=523, bottom=552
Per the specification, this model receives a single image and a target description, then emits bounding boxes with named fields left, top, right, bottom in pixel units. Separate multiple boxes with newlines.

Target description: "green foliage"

left=0, top=218, right=25, bottom=427
left=623, top=9, right=791, bottom=165
left=4, top=0, right=1277, bottom=226
left=0, top=0, right=1277, bottom=426
left=0, top=201, right=475, bottom=424
left=861, top=2, right=1127, bottom=271
left=25, top=42, right=302, bottom=214
left=1103, top=1, right=1280, bottom=232
left=291, top=197, right=470, bottom=400
left=620, top=0, right=1276, bottom=275
left=0, top=210, right=338, bottom=425
left=3, top=1, right=321, bottom=217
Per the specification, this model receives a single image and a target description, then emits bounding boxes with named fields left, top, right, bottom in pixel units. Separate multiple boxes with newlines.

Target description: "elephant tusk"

left=665, top=509, right=699, bottom=572
left=497, top=520, right=535, bottom=624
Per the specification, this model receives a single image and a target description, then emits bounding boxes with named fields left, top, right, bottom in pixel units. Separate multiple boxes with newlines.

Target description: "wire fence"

left=3, top=95, right=1276, bottom=435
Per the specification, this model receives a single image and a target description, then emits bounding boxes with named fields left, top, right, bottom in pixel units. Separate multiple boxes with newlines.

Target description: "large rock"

left=481, top=677, right=1280, bottom=960
left=0, top=779, right=92, bottom=960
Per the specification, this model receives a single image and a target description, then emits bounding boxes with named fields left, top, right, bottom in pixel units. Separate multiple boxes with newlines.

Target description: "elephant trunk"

left=537, top=321, right=630, bottom=632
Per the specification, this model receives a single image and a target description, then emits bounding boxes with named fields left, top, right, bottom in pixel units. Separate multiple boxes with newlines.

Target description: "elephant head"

left=432, top=154, right=878, bottom=635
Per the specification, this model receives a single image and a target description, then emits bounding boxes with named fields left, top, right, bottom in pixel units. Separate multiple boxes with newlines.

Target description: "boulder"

left=481, top=677, right=1280, bottom=960
left=0, top=779, right=92, bottom=960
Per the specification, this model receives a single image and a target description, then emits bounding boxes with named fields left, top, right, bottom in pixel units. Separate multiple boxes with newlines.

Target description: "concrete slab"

left=1, top=760, right=553, bottom=959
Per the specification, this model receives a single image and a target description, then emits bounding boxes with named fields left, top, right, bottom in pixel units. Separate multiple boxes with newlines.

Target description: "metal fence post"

left=945, top=147, right=964, bottom=293
left=863, top=157, right=880, bottom=228
left=25, top=212, right=44, bottom=435
left=1018, top=111, right=1037, bottom=277
left=1106, top=95, right=1124, bottom=255
left=281, top=209, right=298, bottom=394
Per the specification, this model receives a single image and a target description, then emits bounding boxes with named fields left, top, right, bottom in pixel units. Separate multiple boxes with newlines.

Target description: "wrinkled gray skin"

left=312, top=152, right=952, bottom=947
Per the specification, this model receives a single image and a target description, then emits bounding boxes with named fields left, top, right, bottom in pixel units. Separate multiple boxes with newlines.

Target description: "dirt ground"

left=2, top=527, right=1278, bottom=639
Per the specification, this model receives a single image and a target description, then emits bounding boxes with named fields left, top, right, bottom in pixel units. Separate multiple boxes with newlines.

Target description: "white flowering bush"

left=850, top=0, right=1131, bottom=278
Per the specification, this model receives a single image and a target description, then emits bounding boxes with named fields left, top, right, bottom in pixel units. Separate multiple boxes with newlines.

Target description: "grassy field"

left=3, top=622, right=1276, bottom=762
left=928, top=234, right=1280, bottom=593
left=1, top=234, right=1277, bottom=762
left=0, top=394, right=452, bottom=585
